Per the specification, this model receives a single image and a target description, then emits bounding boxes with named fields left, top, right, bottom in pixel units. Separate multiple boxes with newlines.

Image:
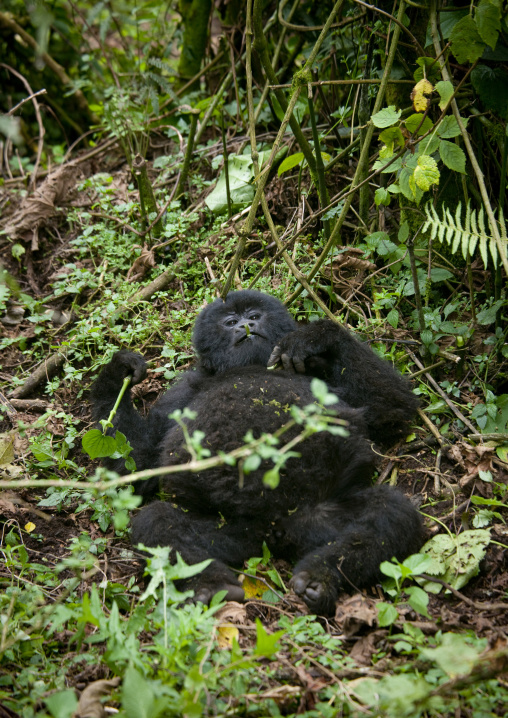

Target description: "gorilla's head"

left=192, top=291, right=296, bottom=373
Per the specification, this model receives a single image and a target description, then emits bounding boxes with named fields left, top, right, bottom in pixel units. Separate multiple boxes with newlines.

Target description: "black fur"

left=90, top=290, right=423, bottom=614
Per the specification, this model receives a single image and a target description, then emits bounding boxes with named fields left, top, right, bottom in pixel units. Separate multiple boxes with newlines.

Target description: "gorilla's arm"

left=90, top=351, right=198, bottom=486
left=267, top=320, right=418, bottom=443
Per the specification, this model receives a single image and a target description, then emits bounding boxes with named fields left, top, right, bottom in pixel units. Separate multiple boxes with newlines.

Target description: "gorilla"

left=90, top=290, right=423, bottom=615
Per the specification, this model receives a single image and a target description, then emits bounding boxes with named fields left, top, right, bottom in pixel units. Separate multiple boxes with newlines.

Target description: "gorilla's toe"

left=194, top=583, right=245, bottom=605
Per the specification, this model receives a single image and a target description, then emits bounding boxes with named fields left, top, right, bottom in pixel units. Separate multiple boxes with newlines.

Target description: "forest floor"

left=1, top=138, right=507, bottom=716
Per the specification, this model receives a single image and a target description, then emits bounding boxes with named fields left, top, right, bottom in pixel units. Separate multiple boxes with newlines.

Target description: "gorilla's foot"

left=291, top=570, right=339, bottom=616
left=185, top=560, right=245, bottom=605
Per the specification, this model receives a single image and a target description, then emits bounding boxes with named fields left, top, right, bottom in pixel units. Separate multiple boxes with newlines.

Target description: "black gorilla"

left=91, top=290, right=423, bottom=615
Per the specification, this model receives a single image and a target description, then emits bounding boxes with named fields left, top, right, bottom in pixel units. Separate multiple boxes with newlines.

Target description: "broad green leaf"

left=82, top=429, right=117, bottom=459
left=436, top=115, right=461, bottom=138
left=476, top=0, right=502, bottom=49
left=420, top=529, right=491, bottom=591
left=449, top=15, right=486, bottom=64
left=405, top=586, right=430, bottom=617
left=375, top=187, right=391, bottom=207
left=435, top=80, right=454, bottom=110
left=254, top=618, right=285, bottom=656
left=420, top=633, right=484, bottom=678
left=263, top=468, right=280, bottom=489
left=439, top=140, right=466, bottom=173
left=365, top=231, right=390, bottom=249
left=386, top=309, right=399, bottom=328
left=243, top=454, right=262, bottom=473
left=377, top=602, right=398, bottom=627
left=379, top=126, right=405, bottom=153
left=277, top=152, right=305, bottom=176
left=417, top=135, right=439, bottom=156
left=45, top=690, right=79, bottom=718
left=413, top=155, right=440, bottom=191
left=372, top=106, right=401, bottom=128
left=380, top=560, right=402, bottom=580
left=121, top=666, right=156, bottom=718
left=413, top=57, right=442, bottom=84
left=476, top=299, right=504, bottom=325
left=430, top=267, right=453, bottom=282
left=404, top=113, right=433, bottom=136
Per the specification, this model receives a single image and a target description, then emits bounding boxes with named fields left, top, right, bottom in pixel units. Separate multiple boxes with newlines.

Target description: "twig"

left=419, top=574, right=507, bottom=611
left=410, top=351, right=477, bottom=434
left=8, top=269, right=176, bottom=399
left=1, top=64, right=45, bottom=191
left=286, top=0, right=407, bottom=306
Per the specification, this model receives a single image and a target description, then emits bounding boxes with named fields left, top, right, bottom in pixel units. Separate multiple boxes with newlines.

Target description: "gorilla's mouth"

left=236, top=333, right=261, bottom=344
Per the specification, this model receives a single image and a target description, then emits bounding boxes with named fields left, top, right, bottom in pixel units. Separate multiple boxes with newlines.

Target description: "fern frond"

left=423, top=201, right=508, bottom=268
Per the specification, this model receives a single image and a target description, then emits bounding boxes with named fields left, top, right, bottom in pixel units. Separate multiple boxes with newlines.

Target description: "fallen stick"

left=9, top=268, right=176, bottom=399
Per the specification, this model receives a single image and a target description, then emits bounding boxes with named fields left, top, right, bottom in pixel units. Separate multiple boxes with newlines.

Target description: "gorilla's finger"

left=267, top=346, right=282, bottom=367
left=293, top=358, right=306, bottom=373
left=280, top=353, right=295, bottom=372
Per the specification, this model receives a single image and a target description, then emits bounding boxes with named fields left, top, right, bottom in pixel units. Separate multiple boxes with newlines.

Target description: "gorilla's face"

left=192, top=290, right=296, bottom=374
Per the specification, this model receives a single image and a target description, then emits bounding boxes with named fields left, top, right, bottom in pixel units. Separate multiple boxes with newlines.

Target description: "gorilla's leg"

left=270, top=486, right=424, bottom=615
left=131, top=501, right=264, bottom=603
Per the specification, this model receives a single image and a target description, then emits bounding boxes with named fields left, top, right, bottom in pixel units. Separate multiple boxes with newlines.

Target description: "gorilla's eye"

left=249, top=313, right=261, bottom=321
left=225, top=318, right=237, bottom=327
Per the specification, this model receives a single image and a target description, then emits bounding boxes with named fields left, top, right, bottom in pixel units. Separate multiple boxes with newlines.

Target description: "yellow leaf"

left=411, top=79, right=434, bottom=112
left=242, top=575, right=266, bottom=599
left=25, top=522, right=36, bottom=533
left=217, top=625, right=239, bottom=649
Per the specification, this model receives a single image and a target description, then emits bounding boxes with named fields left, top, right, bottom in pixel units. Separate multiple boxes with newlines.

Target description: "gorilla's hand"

left=110, top=350, right=147, bottom=385
left=267, top=320, right=342, bottom=374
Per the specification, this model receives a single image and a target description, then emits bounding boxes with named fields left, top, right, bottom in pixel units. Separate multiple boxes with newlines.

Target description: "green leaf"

left=379, top=126, right=405, bottom=152
left=413, top=155, right=440, bottom=192
left=380, top=561, right=402, bottom=580
left=375, top=187, right=391, bottom=207
left=470, top=495, right=507, bottom=508
left=372, top=106, right=402, bottom=128
left=449, top=14, right=486, bottom=64
left=476, top=299, right=504, bottom=325
left=253, top=618, right=285, bottom=656
left=420, top=633, right=483, bottom=678
left=277, top=152, right=305, bottom=176
left=205, top=153, right=259, bottom=214
left=420, top=529, right=491, bottom=591
left=435, top=80, right=454, bottom=110
left=45, top=690, right=79, bottom=718
left=377, top=602, right=398, bottom=627
left=417, top=135, right=440, bottom=156
left=430, top=267, right=453, bottom=282
left=476, top=0, right=501, bottom=49
left=263, top=468, right=280, bottom=489
left=420, top=330, right=433, bottom=345
left=82, top=429, right=117, bottom=459
left=243, top=454, right=261, bottom=473
left=439, top=140, right=466, bottom=173
left=386, top=309, right=399, bottom=329
left=121, top=666, right=155, bottom=718
left=404, top=114, right=433, bottom=136
left=436, top=115, right=461, bottom=138
left=405, top=586, right=430, bottom=617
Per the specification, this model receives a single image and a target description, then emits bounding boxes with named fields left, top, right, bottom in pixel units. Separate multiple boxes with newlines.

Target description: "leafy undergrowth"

left=0, top=141, right=507, bottom=717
